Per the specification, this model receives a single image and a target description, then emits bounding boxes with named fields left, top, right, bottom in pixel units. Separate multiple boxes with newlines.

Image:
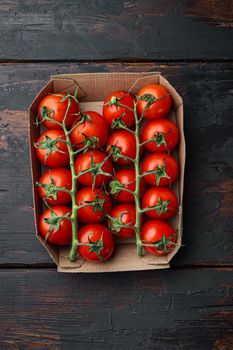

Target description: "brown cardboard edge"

left=160, top=75, right=185, bottom=261
left=51, top=71, right=161, bottom=80
left=57, top=263, right=170, bottom=273
left=128, top=72, right=161, bottom=93
left=28, top=80, right=59, bottom=265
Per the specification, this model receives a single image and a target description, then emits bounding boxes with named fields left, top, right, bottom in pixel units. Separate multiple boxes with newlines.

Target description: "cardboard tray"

left=29, top=72, right=185, bottom=273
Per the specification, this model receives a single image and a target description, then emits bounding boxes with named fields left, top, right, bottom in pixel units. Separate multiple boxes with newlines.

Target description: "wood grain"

left=0, top=268, right=232, bottom=349
left=0, top=0, right=232, bottom=61
left=0, top=62, right=232, bottom=266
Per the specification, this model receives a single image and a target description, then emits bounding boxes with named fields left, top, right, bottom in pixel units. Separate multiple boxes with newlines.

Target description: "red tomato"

left=106, top=130, right=136, bottom=165
left=76, top=187, right=112, bottom=223
left=35, top=129, right=69, bottom=168
left=109, top=204, right=136, bottom=238
left=103, top=91, right=135, bottom=127
left=141, top=153, right=178, bottom=186
left=38, top=93, right=80, bottom=129
left=75, top=150, right=113, bottom=187
left=39, top=206, right=72, bottom=246
left=142, top=187, right=178, bottom=219
left=137, top=84, right=172, bottom=119
left=141, top=220, right=176, bottom=256
left=109, top=169, right=146, bottom=203
left=70, top=111, right=109, bottom=149
left=141, top=118, right=179, bottom=152
left=37, top=168, right=72, bottom=205
left=78, top=224, right=115, bottom=262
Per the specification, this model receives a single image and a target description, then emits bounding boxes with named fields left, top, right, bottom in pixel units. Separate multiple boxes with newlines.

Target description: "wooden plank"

left=0, top=0, right=232, bottom=61
left=0, top=62, right=232, bottom=266
left=0, top=268, right=232, bottom=349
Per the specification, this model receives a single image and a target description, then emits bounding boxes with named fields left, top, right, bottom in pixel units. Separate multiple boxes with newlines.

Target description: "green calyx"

left=34, top=135, right=66, bottom=162
left=154, top=197, right=170, bottom=215
left=142, top=163, right=170, bottom=186
left=109, top=179, right=124, bottom=195
left=108, top=212, right=134, bottom=233
left=74, top=134, right=99, bottom=150
left=111, top=115, right=126, bottom=129
left=155, top=164, right=170, bottom=186
left=36, top=106, right=54, bottom=126
left=110, top=96, right=117, bottom=105
left=108, top=215, right=124, bottom=232
left=85, top=153, right=112, bottom=190
left=36, top=177, right=69, bottom=202
left=153, top=132, right=167, bottom=148
left=54, top=88, right=80, bottom=105
left=76, top=113, right=93, bottom=125
left=144, top=197, right=170, bottom=215
left=83, top=194, right=105, bottom=213
left=43, top=209, right=70, bottom=240
left=139, top=94, right=156, bottom=108
left=106, top=95, right=125, bottom=108
left=111, top=144, right=122, bottom=162
left=88, top=235, right=104, bottom=261
left=144, top=234, right=177, bottom=254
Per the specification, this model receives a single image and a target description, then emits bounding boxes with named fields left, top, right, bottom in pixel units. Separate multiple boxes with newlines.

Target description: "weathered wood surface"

left=0, top=268, right=233, bottom=350
left=0, top=1, right=233, bottom=348
left=0, top=0, right=233, bottom=61
left=0, top=62, right=232, bottom=266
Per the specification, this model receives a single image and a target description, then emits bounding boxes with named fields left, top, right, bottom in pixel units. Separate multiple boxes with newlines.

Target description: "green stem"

left=133, top=101, right=143, bottom=256
left=59, top=99, right=79, bottom=262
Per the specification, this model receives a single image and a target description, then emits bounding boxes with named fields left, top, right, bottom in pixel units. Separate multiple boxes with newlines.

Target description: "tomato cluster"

left=35, top=84, right=179, bottom=263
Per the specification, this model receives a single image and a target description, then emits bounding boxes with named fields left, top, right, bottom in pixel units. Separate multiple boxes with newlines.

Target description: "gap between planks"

left=0, top=59, right=233, bottom=64
left=0, top=264, right=232, bottom=270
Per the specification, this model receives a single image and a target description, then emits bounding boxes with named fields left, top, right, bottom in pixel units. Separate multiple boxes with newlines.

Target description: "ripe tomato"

left=141, top=153, right=178, bottom=186
left=109, top=169, right=146, bottom=203
left=37, top=168, right=72, bottom=205
left=70, top=111, right=109, bottom=149
left=103, top=91, right=135, bottom=127
left=78, top=224, right=115, bottom=262
left=76, top=187, right=112, bottom=223
left=142, top=187, right=178, bottom=219
left=38, top=93, right=80, bottom=129
left=141, top=220, right=176, bottom=256
left=106, top=130, right=136, bottom=165
left=39, top=206, right=72, bottom=246
left=35, top=129, right=69, bottom=168
left=137, top=84, right=171, bottom=119
left=141, top=118, right=179, bottom=152
left=109, top=204, right=136, bottom=238
left=75, top=150, right=113, bottom=187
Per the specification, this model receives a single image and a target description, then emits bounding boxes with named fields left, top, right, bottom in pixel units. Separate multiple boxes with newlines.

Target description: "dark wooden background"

left=0, top=1, right=233, bottom=349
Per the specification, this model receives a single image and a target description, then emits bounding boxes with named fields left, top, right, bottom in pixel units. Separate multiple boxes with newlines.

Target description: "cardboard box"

left=29, top=72, right=185, bottom=272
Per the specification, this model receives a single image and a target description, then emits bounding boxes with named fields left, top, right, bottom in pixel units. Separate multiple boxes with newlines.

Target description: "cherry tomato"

left=70, top=111, right=109, bottom=149
left=106, top=130, right=136, bottom=165
left=142, top=187, right=178, bottom=219
left=109, top=204, right=136, bottom=238
left=37, top=168, right=72, bottom=205
left=109, top=169, right=146, bottom=203
left=39, top=206, right=72, bottom=246
left=141, top=118, right=179, bottom=152
left=78, top=224, right=115, bottom=262
left=137, top=84, right=172, bottom=119
left=76, top=187, right=112, bottom=223
left=141, top=220, right=176, bottom=256
left=35, top=129, right=69, bottom=168
left=38, top=93, right=80, bottom=129
left=75, top=150, right=113, bottom=187
left=103, top=91, right=135, bottom=127
left=141, top=153, right=178, bottom=187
